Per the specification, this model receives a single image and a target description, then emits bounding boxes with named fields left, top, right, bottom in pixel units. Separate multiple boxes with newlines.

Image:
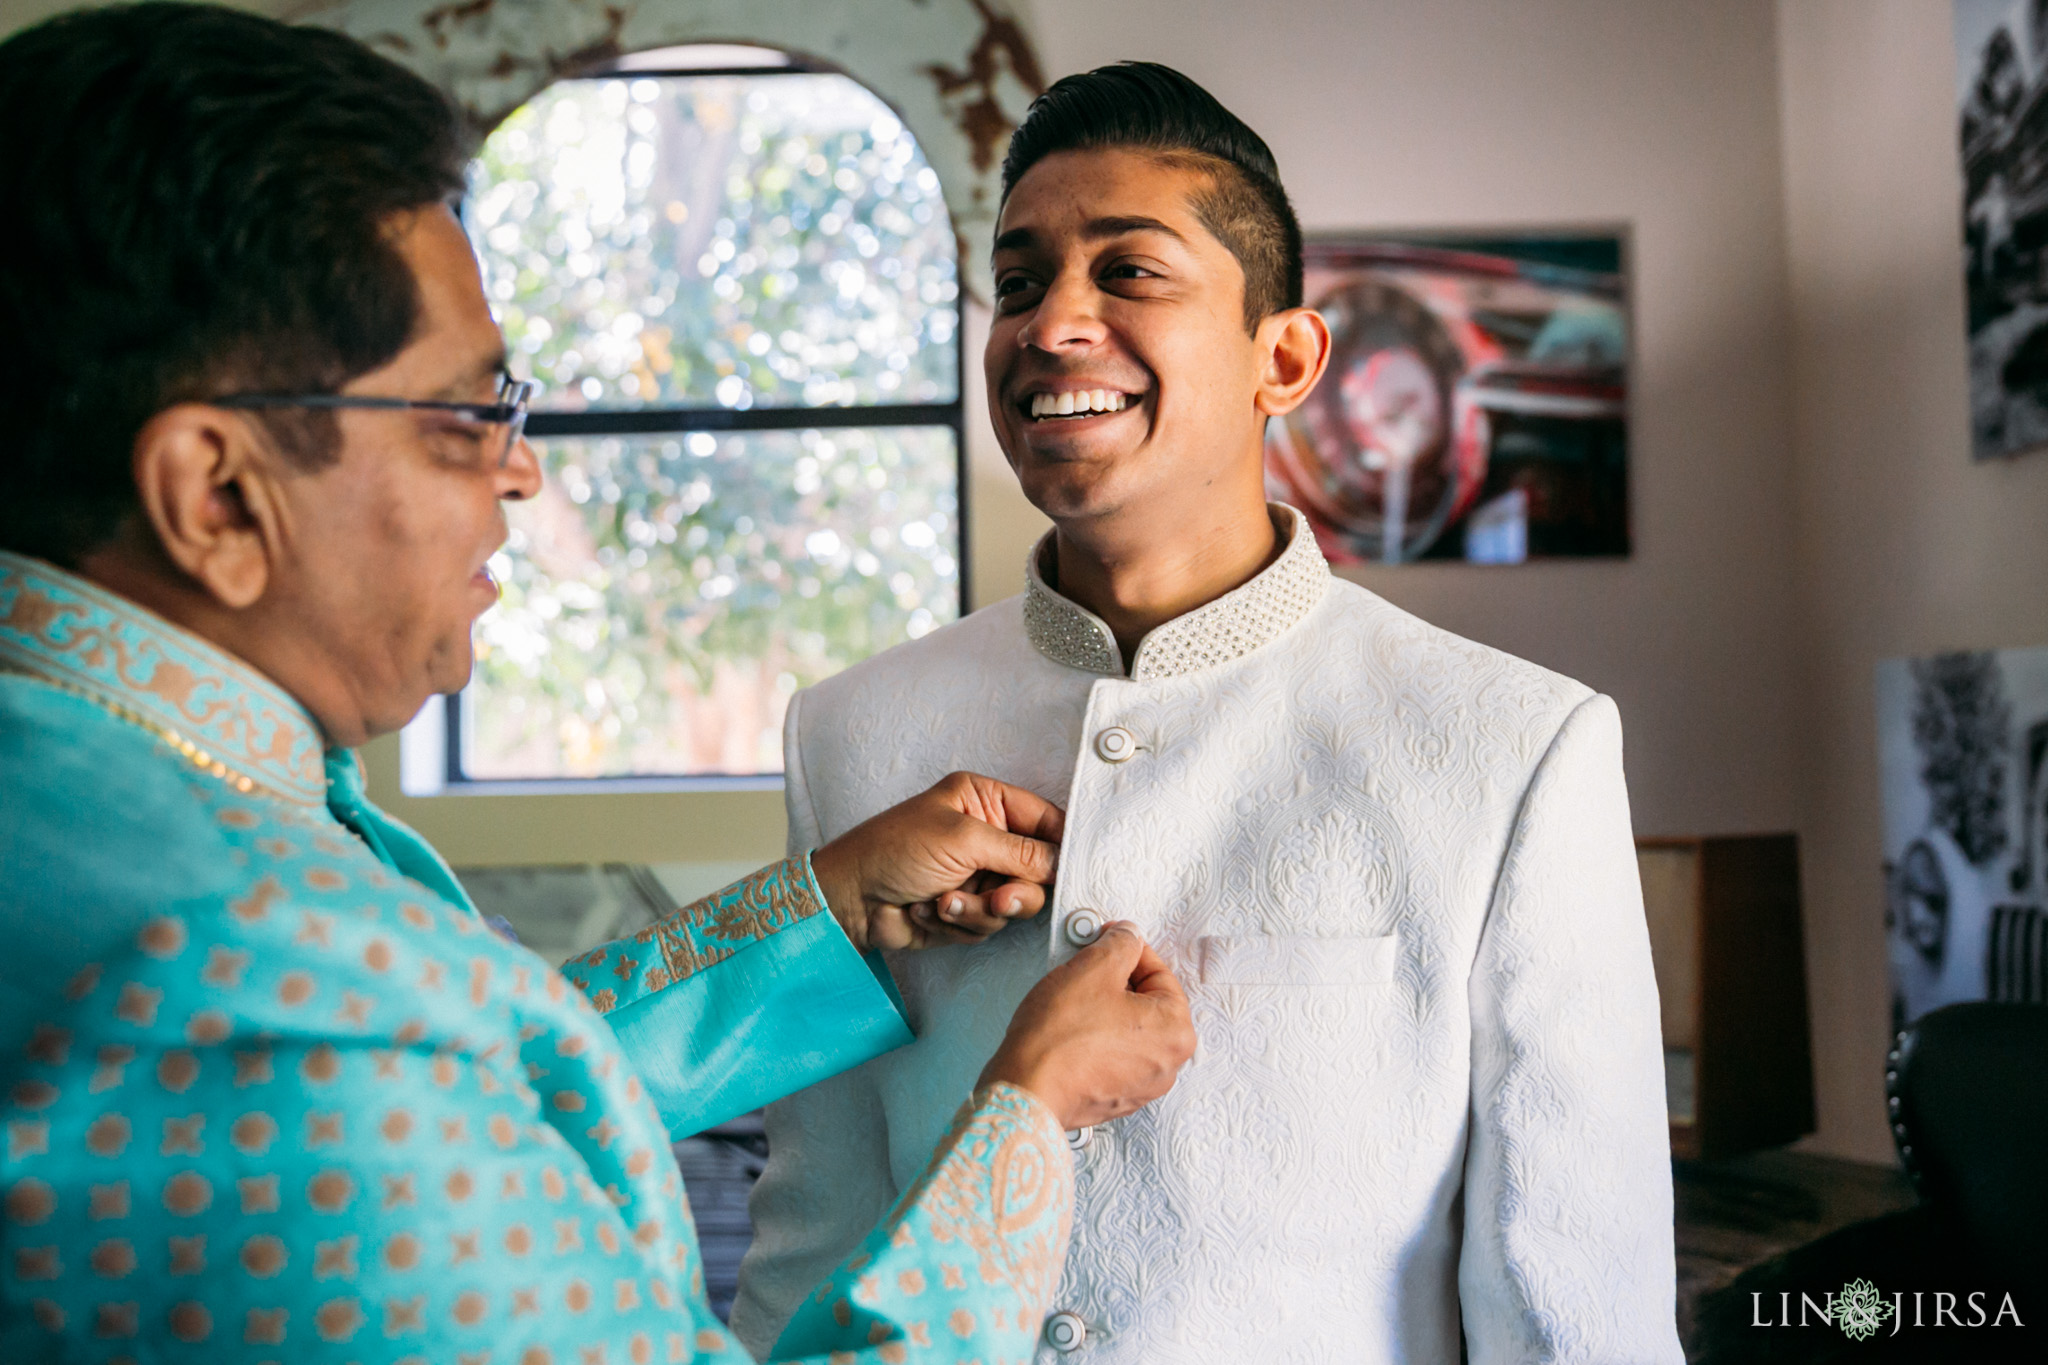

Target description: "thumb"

left=1126, top=938, right=1187, bottom=1005
left=955, top=818, right=1060, bottom=886
left=978, top=778, right=1067, bottom=844
left=1069, top=920, right=1148, bottom=984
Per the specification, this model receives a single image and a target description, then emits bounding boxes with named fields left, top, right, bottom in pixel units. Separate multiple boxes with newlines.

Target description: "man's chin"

left=1013, top=458, right=1133, bottom=525
left=416, top=636, right=478, bottom=711
left=434, top=643, right=477, bottom=696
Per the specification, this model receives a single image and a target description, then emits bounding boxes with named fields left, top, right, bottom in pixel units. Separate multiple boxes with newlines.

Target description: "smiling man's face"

left=987, top=148, right=1274, bottom=528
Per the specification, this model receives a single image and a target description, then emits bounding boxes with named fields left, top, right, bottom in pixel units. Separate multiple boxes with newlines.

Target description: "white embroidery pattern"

left=737, top=533, right=1682, bottom=1365
left=1023, top=504, right=1331, bottom=680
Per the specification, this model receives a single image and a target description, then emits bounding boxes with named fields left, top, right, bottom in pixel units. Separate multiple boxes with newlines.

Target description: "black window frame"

left=443, top=55, right=970, bottom=793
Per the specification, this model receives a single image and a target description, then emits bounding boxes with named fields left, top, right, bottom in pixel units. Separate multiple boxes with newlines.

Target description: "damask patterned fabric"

left=0, top=551, right=1074, bottom=1363
left=736, top=506, right=1683, bottom=1364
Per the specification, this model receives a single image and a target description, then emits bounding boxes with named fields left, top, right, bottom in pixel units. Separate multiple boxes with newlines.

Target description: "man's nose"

left=1016, top=271, right=1109, bottom=354
left=497, top=434, right=543, bottom=502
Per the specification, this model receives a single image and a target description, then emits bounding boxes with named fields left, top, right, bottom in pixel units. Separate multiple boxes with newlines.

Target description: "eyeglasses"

left=215, top=374, right=536, bottom=469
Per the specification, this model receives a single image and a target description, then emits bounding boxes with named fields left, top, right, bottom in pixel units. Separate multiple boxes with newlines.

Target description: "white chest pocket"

left=1194, top=933, right=1398, bottom=986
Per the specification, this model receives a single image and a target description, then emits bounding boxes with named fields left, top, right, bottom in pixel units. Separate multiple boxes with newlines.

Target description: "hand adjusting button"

left=1065, top=1125, right=1093, bottom=1151
left=1063, top=910, right=1103, bottom=947
left=1093, top=726, right=1136, bottom=762
left=1044, top=1312, right=1087, bottom=1352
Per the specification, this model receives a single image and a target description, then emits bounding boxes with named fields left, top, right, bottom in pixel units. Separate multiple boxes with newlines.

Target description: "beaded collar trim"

left=0, top=551, right=326, bottom=805
left=1022, top=503, right=1332, bottom=681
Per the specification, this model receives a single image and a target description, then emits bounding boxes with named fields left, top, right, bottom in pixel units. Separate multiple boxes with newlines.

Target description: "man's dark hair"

left=1000, top=62, right=1302, bottom=333
left=0, top=2, right=470, bottom=565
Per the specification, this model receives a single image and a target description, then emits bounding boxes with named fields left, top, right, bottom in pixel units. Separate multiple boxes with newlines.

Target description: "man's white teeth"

left=1029, top=390, right=1128, bottom=418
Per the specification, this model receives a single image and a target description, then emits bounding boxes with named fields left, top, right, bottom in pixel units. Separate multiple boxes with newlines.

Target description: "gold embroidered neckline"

left=0, top=552, right=327, bottom=804
left=1, top=662, right=296, bottom=802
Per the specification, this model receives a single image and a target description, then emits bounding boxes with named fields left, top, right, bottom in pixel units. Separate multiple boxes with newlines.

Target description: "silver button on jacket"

left=1063, top=909, right=1103, bottom=947
left=1093, top=726, right=1136, bottom=762
left=1044, top=1311, right=1087, bottom=1351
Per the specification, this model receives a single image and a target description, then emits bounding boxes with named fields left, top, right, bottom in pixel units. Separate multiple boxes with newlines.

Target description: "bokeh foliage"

left=462, top=72, right=961, bottom=778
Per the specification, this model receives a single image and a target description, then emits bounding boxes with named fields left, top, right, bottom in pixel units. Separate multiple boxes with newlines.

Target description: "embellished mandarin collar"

left=1022, top=503, right=1332, bottom=680
left=0, top=550, right=327, bottom=805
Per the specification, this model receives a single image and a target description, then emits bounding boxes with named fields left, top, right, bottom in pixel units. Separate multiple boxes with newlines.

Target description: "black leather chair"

left=1692, top=1002, right=2046, bottom=1362
left=1886, top=1002, right=2048, bottom=1285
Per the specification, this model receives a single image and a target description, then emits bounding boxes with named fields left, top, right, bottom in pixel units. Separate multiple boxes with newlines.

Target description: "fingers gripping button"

left=1045, top=1312, right=1088, bottom=1352
left=1065, top=1125, right=1093, bottom=1151
left=1093, top=726, right=1136, bottom=762
left=1064, top=910, right=1103, bottom=947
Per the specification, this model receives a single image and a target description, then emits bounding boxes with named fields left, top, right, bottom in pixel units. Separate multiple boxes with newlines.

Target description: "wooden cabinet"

left=1639, top=834, right=1816, bottom=1159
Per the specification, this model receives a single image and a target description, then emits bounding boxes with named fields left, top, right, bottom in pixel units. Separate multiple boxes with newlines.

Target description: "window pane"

left=469, top=72, right=959, bottom=411
left=466, top=427, right=960, bottom=779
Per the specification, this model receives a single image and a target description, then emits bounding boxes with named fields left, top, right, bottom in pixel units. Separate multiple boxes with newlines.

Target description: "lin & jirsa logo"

left=1751, top=1278, right=2026, bottom=1340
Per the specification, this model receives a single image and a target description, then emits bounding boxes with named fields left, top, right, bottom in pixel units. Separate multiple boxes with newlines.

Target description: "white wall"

left=1777, top=0, right=2048, bottom=1163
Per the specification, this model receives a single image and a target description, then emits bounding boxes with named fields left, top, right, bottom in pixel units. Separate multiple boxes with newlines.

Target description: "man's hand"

left=979, top=923, right=1198, bottom=1130
left=809, top=771, right=1065, bottom=951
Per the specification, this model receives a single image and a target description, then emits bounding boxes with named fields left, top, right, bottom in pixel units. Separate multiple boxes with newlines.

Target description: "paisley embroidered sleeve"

left=561, top=856, right=913, bottom=1139
left=558, top=855, right=820, bottom=1005
left=770, top=1082, right=1074, bottom=1364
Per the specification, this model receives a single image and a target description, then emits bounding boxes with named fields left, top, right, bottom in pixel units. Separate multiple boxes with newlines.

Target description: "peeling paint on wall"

left=290, top=0, right=1045, bottom=298
left=925, top=0, right=1046, bottom=188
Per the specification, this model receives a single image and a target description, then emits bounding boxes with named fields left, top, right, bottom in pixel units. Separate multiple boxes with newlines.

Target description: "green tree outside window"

left=461, top=69, right=962, bottom=780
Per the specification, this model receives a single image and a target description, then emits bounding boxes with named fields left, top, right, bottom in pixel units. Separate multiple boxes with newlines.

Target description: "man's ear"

left=1252, top=307, right=1332, bottom=418
left=129, top=405, right=289, bottom=610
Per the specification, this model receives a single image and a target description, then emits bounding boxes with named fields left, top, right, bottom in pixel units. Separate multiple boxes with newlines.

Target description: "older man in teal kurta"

left=0, top=551, right=1080, bottom=1362
left=0, top=8, right=1196, bottom=1360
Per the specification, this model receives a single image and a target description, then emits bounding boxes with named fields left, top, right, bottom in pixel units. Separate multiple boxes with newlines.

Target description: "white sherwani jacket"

left=733, top=506, right=1682, bottom=1365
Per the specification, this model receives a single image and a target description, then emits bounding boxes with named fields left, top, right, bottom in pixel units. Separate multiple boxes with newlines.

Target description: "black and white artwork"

left=1956, top=1, right=2048, bottom=458
left=1877, top=647, right=2048, bottom=1031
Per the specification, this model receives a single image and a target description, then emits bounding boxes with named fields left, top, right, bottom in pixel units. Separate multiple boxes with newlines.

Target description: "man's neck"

left=1047, top=494, right=1283, bottom=673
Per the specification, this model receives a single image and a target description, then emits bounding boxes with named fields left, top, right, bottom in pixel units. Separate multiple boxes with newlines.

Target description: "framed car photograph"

left=1268, top=232, right=1631, bottom=565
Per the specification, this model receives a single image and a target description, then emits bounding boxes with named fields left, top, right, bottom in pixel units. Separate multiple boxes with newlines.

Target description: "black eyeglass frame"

left=215, top=376, right=536, bottom=467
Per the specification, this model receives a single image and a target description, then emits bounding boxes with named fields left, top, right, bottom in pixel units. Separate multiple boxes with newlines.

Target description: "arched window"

left=414, top=46, right=963, bottom=789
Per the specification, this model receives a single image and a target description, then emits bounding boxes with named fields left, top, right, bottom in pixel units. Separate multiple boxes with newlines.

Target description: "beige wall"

left=1777, top=0, right=2048, bottom=1162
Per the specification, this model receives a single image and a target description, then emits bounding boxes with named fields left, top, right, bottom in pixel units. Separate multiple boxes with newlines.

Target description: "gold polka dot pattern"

left=0, top=549, right=1075, bottom=1363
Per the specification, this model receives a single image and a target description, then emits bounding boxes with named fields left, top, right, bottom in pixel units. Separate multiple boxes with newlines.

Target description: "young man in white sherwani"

left=734, top=63, right=1683, bottom=1365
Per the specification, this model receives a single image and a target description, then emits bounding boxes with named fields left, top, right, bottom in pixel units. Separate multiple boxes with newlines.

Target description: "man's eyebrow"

left=991, top=215, right=1190, bottom=259
left=430, top=347, right=509, bottom=400
left=1081, top=215, right=1188, bottom=245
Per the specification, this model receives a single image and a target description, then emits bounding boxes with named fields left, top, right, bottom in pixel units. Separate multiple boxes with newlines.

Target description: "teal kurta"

left=0, top=551, right=1074, bottom=1364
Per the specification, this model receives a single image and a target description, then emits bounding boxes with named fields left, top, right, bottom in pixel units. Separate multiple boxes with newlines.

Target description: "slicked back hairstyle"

left=999, top=62, right=1302, bottom=333
left=0, top=2, right=471, bottom=565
